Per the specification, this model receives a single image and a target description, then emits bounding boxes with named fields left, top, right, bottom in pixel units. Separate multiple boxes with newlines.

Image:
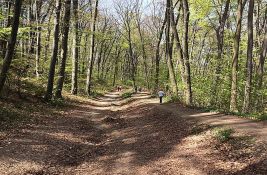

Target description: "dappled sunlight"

left=0, top=91, right=266, bottom=174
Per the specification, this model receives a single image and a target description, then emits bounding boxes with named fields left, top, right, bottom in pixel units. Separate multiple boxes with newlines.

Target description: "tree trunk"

left=256, top=30, right=267, bottom=110
left=71, top=0, right=79, bottom=95
left=257, top=29, right=267, bottom=88
left=166, top=0, right=178, bottom=95
left=35, top=0, right=42, bottom=78
left=0, top=0, right=22, bottom=95
left=44, top=0, right=62, bottom=101
left=242, top=0, right=254, bottom=113
left=230, top=0, right=246, bottom=112
left=211, top=0, right=230, bottom=104
left=136, top=16, right=149, bottom=89
left=55, top=0, right=71, bottom=99
left=169, top=0, right=186, bottom=87
left=0, top=1, right=12, bottom=58
left=128, top=30, right=136, bottom=90
left=154, top=10, right=167, bottom=92
left=182, top=0, right=192, bottom=105
left=113, top=46, right=121, bottom=86
left=86, top=0, right=99, bottom=95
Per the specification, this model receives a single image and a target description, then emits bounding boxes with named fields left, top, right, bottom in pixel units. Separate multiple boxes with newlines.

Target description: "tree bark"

left=35, top=0, right=42, bottom=78
left=230, top=0, right=247, bottom=112
left=182, top=0, right=192, bottom=105
left=86, top=0, right=99, bottom=95
left=211, top=0, right=230, bottom=104
left=71, top=0, right=79, bottom=95
left=154, top=10, right=167, bottom=92
left=166, top=0, right=178, bottom=95
left=44, top=0, right=62, bottom=101
left=242, top=0, right=254, bottom=113
left=169, top=0, right=186, bottom=87
left=55, top=0, right=71, bottom=99
left=0, top=0, right=22, bottom=95
left=136, top=14, right=149, bottom=89
left=255, top=5, right=267, bottom=110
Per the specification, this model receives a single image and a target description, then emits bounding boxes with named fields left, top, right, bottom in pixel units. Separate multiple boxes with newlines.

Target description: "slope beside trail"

left=0, top=91, right=266, bottom=175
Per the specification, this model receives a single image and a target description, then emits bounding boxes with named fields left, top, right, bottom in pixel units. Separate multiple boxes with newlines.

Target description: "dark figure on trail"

left=158, top=89, right=165, bottom=104
left=117, top=85, right=122, bottom=92
left=138, top=87, right=142, bottom=92
left=165, top=84, right=169, bottom=94
left=134, top=86, right=138, bottom=92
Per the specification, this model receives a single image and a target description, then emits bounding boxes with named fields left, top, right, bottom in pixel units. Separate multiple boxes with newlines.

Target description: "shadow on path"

left=0, top=91, right=266, bottom=174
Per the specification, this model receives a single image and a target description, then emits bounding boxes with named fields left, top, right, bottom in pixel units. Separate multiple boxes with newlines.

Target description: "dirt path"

left=0, top=91, right=266, bottom=175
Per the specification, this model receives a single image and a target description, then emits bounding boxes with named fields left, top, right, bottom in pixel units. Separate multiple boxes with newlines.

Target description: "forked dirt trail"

left=0, top=91, right=266, bottom=175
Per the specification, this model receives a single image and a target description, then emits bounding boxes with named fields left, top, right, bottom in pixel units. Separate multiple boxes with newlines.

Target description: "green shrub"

left=49, top=98, right=65, bottom=107
left=121, top=92, right=133, bottom=99
left=165, top=95, right=180, bottom=103
left=90, top=91, right=104, bottom=98
left=258, top=114, right=267, bottom=121
left=212, top=127, right=234, bottom=142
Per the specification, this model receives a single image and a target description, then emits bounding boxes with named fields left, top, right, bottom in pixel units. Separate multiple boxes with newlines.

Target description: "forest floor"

left=0, top=90, right=267, bottom=175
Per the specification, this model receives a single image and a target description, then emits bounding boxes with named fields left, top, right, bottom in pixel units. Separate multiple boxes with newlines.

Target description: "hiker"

left=158, top=89, right=165, bottom=104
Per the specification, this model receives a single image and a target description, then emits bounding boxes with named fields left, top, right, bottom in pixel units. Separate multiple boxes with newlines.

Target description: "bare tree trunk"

left=128, top=29, right=136, bottom=90
left=44, top=9, right=53, bottom=62
left=166, top=0, right=178, bottom=95
left=136, top=15, right=149, bottom=89
left=113, top=46, right=121, bottom=86
left=242, top=0, right=254, bottom=113
left=35, top=0, right=42, bottom=78
left=0, top=1, right=12, bottom=58
left=55, top=0, right=71, bottom=99
left=256, top=6, right=267, bottom=110
left=86, top=0, right=99, bottom=95
left=154, top=10, right=167, bottom=92
left=44, top=0, right=62, bottom=101
left=211, top=0, right=230, bottom=104
left=71, top=0, right=79, bottom=95
left=230, top=0, right=247, bottom=112
left=0, top=0, right=22, bottom=95
left=182, top=0, right=192, bottom=105
left=258, top=30, right=267, bottom=88
left=169, top=0, right=185, bottom=86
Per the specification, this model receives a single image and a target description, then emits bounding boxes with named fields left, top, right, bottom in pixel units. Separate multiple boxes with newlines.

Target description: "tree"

left=166, top=0, right=178, bottom=95
left=154, top=10, right=167, bottom=92
left=242, top=0, right=254, bottom=113
left=86, top=0, right=99, bottom=95
left=71, top=0, right=79, bottom=95
left=44, top=0, right=62, bottom=101
left=0, top=0, right=22, bottom=95
left=182, top=0, right=192, bottom=105
left=55, top=0, right=71, bottom=98
left=211, top=0, right=231, bottom=104
left=230, top=0, right=247, bottom=112
left=136, top=3, right=149, bottom=89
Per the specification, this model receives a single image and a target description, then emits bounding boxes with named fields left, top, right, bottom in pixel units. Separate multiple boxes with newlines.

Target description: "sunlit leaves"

left=190, top=0, right=212, bottom=20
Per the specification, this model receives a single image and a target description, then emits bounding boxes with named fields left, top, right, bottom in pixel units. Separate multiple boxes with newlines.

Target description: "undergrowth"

left=201, top=106, right=267, bottom=121
left=122, top=92, right=134, bottom=99
left=165, top=95, right=180, bottom=103
left=212, top=127, right=234, bottom=142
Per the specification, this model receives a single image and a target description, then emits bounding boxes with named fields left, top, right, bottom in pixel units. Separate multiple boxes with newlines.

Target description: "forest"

left=0, top=0, right=267, bottom=174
